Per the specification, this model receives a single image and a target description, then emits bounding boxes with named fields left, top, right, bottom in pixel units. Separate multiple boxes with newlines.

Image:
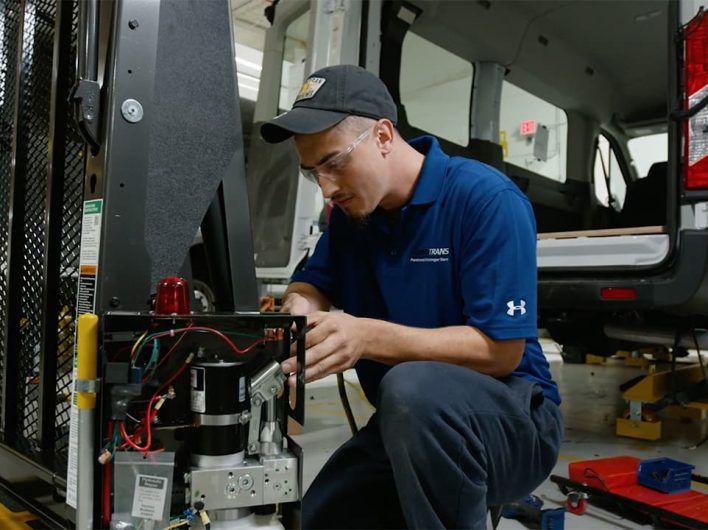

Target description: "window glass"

left=593, top=135, right=627, bottom=210
left=500, top=82, right=568, bottom=182
left=279, top=12, right=309, bottom=110
left=231, top=0, right=268, bottom=103
left=628, top=133, right=668, bottom=178
left=400, top=32, right=473, bottom=146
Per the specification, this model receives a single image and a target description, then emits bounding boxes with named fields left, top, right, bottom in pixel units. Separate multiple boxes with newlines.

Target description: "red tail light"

left=600, top=287, right=637, bottom=301
left=155, top=276, right=190, bottom=314
left=683, top=10, right=708, bottom=189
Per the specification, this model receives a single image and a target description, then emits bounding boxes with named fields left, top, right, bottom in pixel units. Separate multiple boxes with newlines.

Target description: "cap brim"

left=260, top=107, right=348, bottom=144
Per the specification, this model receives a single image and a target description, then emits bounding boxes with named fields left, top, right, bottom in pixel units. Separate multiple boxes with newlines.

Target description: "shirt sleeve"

left=459, top=188, right=538, bottom=340
left=290, top=223, right=341, bottom=307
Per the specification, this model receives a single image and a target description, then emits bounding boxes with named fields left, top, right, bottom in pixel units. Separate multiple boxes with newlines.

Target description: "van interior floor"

left=293, top=341, right=708, bottom=530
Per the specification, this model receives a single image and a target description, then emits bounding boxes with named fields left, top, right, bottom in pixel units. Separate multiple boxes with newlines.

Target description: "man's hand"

left=281, top=292, right=317, bottom=316
left=281, top=311, right=369, bottom=384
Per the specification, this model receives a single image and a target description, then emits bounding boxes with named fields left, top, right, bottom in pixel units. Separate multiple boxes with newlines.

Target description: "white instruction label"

left=66, top=199, right=104, bottom=509
left=190, top=366, right=206, bottom=413
left=131, top=475, right=168, bottom=521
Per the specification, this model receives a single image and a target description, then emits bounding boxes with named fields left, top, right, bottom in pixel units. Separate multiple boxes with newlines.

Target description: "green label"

left=84, top=199, right=102, bottom=215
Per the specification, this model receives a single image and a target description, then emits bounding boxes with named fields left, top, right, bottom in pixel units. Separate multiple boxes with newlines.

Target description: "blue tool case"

left=638, top=457, right=694, bottom=494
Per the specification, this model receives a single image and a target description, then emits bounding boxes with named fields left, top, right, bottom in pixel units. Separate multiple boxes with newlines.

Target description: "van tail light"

left=683, top=9, right=708, bottom=189
left=600, top=287, right=637, bottom=301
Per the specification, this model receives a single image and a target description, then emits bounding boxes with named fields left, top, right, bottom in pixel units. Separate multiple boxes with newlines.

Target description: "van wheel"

left=193, top=278, right=216, bottom=312
left=560, top=346, right=586, bottom=364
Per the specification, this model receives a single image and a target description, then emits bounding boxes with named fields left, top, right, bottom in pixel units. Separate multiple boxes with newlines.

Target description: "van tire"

left=560, top=346, right=587, bottom=364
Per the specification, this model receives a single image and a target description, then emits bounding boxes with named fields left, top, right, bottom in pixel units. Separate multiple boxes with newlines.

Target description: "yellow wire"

left=161, top=521, right=189, bottom=530
left=131, top=330, right=149, bottom=357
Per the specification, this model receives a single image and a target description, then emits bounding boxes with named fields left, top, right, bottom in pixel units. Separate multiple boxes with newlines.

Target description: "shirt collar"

left=407, top=135, right=448, bottom=206
left=368, top=135, right=447, bottom=231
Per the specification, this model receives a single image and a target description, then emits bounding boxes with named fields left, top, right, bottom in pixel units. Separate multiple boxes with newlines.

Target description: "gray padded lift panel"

left=96, top=0, right=257, bottom=310
left=247, top=129, right=301, bottom=269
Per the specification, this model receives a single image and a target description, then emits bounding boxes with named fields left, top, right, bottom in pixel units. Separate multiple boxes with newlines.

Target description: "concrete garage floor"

left=291, top=339, right=708, bottom=530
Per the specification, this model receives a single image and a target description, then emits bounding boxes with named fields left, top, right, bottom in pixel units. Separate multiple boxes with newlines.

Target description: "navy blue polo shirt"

left=292, top=136, right=560, bottom=406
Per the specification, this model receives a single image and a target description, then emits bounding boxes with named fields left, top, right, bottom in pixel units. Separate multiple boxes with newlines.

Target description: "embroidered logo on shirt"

left=295, top=77, right=326, bottom=102
left=410, top=247, right=450, bottom=263
left=506, top=299, right=527, bottom=316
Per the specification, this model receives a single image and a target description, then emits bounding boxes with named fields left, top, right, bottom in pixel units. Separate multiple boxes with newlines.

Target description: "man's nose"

left=319, top=178, right=339, bottom=199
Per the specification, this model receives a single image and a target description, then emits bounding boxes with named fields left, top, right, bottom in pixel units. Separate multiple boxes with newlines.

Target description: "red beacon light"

left=155, top=276, right=191, bottom=315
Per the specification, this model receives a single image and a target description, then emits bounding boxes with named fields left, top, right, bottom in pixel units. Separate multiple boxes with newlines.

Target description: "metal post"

left=76, top=313, right=98, bottom=530
left=78, top=0, right=99, bottom=81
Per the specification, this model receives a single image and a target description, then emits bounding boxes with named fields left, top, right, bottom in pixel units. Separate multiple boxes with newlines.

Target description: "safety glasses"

left=301, top=126, right=373, bottom=184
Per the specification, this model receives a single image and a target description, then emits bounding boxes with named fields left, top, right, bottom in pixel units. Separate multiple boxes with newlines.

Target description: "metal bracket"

left=247, top=361, right=286, bottom=455
left=628, top=400, right=643, bottom=421
left=71, top=79, right=101, bottom=151
left=75, top=378, right=101, bottom=393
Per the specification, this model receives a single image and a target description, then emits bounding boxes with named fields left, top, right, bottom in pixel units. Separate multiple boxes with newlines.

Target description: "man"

left=261, top=65, right=563, bottom=529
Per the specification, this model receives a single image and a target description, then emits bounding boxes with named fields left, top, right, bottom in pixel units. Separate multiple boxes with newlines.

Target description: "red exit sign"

left=520, top=120, right=537, bottom=136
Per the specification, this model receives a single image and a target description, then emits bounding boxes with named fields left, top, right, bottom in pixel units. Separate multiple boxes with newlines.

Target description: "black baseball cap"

left=260, top=65, right=397, bottom=144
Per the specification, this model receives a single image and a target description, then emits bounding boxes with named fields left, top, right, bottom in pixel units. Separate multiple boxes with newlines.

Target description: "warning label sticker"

left=66, top=198, right=103, bottom=509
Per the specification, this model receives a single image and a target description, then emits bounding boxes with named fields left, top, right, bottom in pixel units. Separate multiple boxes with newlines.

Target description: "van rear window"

left=628, top=133, right=668, bottom=178
left=400, top=32, right=473, bottom=146
left=500, top=81, right=568, bottom=183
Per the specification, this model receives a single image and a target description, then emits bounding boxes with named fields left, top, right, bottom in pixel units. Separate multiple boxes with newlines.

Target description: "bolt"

left=253, top=396, right=263, bottom=407
left=239, top=411, right=251, bottom=424
left=269, top=386, right=278, bottom=395
left=238, top=474, right=253, bottom=489
left=248, top=442, right=258, bottom=453
left=121, top=99, right=143, bottom=123
left=109, top=297, right=120, bottom=308
left=128, top=19, right=139, bottom=29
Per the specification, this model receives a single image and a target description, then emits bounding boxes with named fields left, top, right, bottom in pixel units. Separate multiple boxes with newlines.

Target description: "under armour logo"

left=506, top=299, right=527, bottom=316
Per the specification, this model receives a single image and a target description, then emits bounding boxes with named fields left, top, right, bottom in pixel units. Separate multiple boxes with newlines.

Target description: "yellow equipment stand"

left=616, top=364, right=707, bottom=441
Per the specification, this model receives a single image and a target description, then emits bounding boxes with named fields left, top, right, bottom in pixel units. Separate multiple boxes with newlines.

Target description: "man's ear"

left=376, top=119, right=396, bottom=155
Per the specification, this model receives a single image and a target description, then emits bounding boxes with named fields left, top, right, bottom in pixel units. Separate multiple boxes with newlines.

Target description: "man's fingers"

left=300, top=335, right=344, bottom=382
left=281, top=355, right=297, bottom=375
left=305, top=310, right=328, bottom=328
left=289, top=312, right=332, bottom=355
left=287, top=374, right=297, bottom=409
left=305, top=350, right=346, bottom=383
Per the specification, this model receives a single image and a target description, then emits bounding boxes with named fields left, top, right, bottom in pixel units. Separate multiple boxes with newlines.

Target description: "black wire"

left=671, top=328, right=680, bottom=401
left=337, top=373, right=358, bottom=435
left=691, top=328, right=707, bottom=383
left=671, top=92, right=708, bottom=121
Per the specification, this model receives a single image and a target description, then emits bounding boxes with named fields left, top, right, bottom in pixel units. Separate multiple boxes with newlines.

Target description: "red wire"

left=142, top=330, right=190, bottom=384
left=102, top=421, right=113, bottom=527
left=120, top=326, right=271, bottom=453
left=133, top=326, right=268, bottom=360
left=119, top=358, right=194, bottom=454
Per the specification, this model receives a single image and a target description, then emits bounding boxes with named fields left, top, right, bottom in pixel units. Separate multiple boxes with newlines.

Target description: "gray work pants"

left=302, top=361, right=563, bottom=529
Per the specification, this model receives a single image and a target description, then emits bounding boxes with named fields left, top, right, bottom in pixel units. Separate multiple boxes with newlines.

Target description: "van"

left=242, top=0, right=708, bottom=357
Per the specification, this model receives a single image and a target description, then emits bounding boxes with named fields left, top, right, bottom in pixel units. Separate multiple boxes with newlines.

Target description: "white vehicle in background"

left=202, top=0, right=708, bottom=359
